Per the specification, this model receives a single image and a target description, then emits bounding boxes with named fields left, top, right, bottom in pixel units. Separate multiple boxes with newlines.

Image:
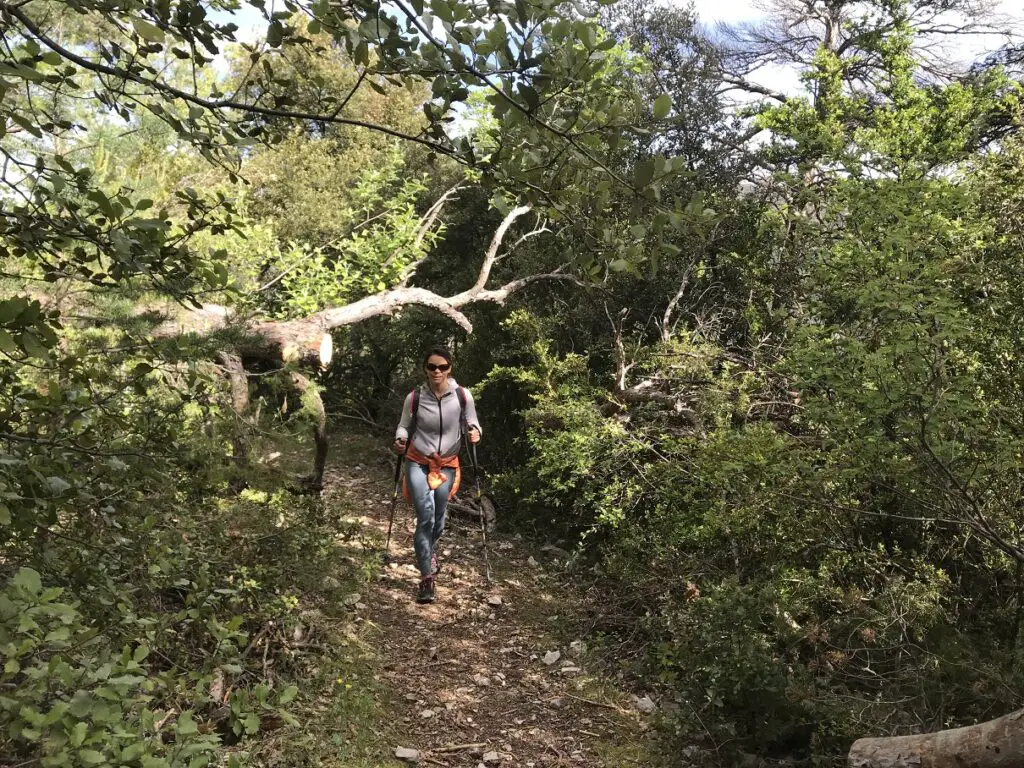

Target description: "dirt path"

left=320, top=443, right=657, bottom=768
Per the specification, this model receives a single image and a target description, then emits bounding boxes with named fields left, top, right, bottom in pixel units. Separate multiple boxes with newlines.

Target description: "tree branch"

left=306, top=287, right=475, bottom=331
left=397, top=183, right=465, bottom=285
left=473, top=269, right=586, bottom=305
left=661, top=257, right=699, bottom=342
left=388, top=0, right=641, bottom=194
left=6, top=6, right=455, bottom=157
left=163, top=201, right=573, bottom=348
left=415, top=184, right=463, bottom=250
left=719, top=74, right=791, bottom=103
left=449, top=205, right=532, bottom=302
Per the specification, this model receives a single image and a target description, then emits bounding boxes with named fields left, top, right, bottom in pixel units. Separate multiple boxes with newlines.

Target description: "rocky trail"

left=318, top=443, right=659, bottom=768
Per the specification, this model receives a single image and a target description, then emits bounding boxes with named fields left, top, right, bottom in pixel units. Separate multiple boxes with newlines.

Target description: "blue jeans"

left=406, top=462, right=455, bottom=577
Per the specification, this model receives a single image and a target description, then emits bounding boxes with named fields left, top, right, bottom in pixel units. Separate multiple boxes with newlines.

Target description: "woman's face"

left=424, top=354, right=451, bottom=387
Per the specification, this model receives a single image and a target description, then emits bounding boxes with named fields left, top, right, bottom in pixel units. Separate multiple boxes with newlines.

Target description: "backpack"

left=408, top=385, right=468, bottom=443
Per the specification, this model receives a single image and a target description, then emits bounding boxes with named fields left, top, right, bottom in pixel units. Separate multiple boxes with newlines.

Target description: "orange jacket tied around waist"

left=402, top=443, right=461, bottom=504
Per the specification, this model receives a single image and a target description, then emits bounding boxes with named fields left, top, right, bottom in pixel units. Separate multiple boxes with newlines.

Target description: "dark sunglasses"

left=425, top=363, right=451, bottom=372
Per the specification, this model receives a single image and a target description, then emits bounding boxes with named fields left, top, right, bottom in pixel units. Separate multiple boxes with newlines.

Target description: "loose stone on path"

left=395, top=746, right=420, bottom=762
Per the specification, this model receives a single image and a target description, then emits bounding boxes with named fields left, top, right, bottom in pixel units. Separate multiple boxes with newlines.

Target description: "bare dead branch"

left=661, top=257, right=699, bottom=342
left=450, top=205, right=533, bottom=301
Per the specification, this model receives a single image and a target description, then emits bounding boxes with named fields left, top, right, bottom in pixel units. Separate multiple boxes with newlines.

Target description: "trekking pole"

left=382, top=447, right=406, bottom=564
left=468, top=439, right=492, bottom=584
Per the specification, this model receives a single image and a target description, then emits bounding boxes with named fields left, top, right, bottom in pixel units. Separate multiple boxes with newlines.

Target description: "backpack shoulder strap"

left=408, top=388, right=420, bottom=440
left=456, top=386, right=468, bottom=434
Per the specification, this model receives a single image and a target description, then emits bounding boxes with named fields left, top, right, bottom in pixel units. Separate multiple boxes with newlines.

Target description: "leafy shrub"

left=0, top=315, right=368, bottom=765
left=492, top=328, right=1022, bottom=757
left=1, top=567, right=220, bottom=767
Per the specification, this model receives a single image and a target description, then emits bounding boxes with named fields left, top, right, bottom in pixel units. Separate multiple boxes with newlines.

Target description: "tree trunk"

left=848, top=709, right=1024, bottom=768
left=250, top=319, right=333, bottom=369
left=288, top=372, right=328, bottom=490
left=158, top=308, right=333, bottom=370
left=218, top=351, right=250, bottom=469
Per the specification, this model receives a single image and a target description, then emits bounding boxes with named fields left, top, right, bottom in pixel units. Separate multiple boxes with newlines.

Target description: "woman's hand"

left=467, top=426, right=481, bottom=444
left=391, top=437, right=408, bottom=455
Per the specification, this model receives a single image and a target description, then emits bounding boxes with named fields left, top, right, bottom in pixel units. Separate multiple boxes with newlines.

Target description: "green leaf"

left=13, top=567, right=42, bottom=595
left=68, top=690, right=94, bottom=718
left=0, top=297, right=28, bottom=324
left=86, top=189, right=115, bottom=218
left=0, top=330, right=19, bottom=357
left=46, top=476, right=72, bottom=496
left=653, top=94, right=672, bottom=120
left=10, top=113, right=42, bottom=138
left=431, top=0, right=454, bottom=23
left=609, top=259, right=629, bottom=272
left=132, top=18, right=166, bottom=43
left=634, top=159, right=655, bottom=189
left=0, top=504, right=10, bottom=525
left=78, top=749, right=106, bottom=765
left=243, top=713, right=260, bottom=734
left=21, top=331, right=49, bottom=359
left=490, top=193, right=510, bottom=216
left=120, top=742, right=146, bottom=761
left=579, top=23, right=597, bottom=49
left=267, top=20, right=284, bottom=47
left=176, top=711, right=198, bottom=735
left=70, top=721, right=88, bottom=748
left=0, top=62, right=44, bottom=83
left=278, top=685, right=298, bottom=704
left=44, top=626, right=71, bottom=643
left=519, top=85, right=540, bottom=110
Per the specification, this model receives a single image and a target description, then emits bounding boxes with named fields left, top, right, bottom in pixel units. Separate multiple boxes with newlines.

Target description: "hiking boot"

left=416, top=576, right=436, bottom=604
left=431, top=552, right=441, bottom=576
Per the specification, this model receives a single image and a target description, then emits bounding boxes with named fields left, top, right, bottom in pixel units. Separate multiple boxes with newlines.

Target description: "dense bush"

left=482, top=136, right=1024, bottom=756
left=0, top=314, right=371, bottom=764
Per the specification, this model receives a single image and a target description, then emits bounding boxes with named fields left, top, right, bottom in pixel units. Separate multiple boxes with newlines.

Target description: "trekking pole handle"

left=392, top=438, right=411, bottom=490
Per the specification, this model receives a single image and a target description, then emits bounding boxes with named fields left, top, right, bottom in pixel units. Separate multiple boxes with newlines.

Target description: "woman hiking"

left=392, top=346, right=482, bottom=604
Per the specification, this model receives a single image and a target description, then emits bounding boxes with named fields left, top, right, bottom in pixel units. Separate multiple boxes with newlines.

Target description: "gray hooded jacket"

left=395, top=377, right=482, bottom=458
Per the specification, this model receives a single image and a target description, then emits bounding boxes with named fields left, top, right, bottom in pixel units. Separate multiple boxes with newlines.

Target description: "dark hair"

left=423, top=346, right=453, bottom=367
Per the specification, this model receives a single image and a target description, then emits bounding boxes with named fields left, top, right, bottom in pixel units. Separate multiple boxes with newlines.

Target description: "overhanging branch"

left=6, top=6, right=456, bottom=157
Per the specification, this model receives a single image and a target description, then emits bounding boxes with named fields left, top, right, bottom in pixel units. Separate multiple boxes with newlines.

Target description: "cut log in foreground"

left=848, top=709, right=1024, bottom=768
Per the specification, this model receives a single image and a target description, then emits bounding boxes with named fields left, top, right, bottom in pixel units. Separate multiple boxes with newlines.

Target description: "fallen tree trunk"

left=156, top=309, right=333, bottom=369
left=848, top=709, right=1024, bottom=768
left=156, top=205, right=574, bottom=368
